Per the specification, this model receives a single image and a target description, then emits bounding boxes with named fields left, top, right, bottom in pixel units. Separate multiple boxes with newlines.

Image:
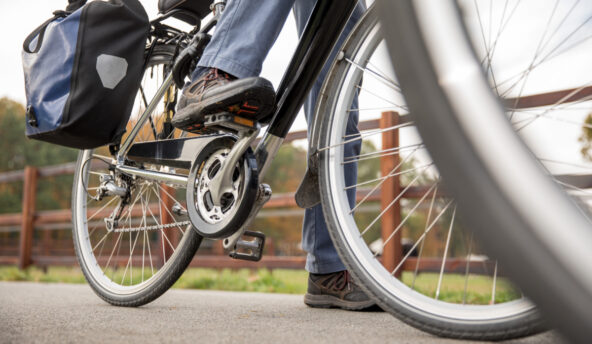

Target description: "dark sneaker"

left=172, top=68, right=275, bottom=132
left=304, top=270, right=376, bottom=311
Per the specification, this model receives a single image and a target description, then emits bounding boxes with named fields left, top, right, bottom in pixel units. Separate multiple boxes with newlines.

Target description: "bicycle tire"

left=316, top=4, right=546, bottom=340
left=72, top=43, right=203, bottom=307
left=376, top=1, right=592, bottom=342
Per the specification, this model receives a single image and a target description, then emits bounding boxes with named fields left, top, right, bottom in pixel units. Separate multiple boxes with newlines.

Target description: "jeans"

left=194, top=0, right=365, bottom=274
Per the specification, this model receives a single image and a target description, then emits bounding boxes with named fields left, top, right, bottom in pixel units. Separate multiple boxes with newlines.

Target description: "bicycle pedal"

left=204, top=112, right=260, bottom=133
left=228, top=230, right=265, bottom=262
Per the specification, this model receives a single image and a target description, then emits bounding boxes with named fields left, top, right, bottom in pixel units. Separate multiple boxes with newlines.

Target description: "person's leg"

left=174, top=0, right=294, bottom=131
left=194, top=0, right=295, bottom=79
left=294, top=0, right=366, bottom=274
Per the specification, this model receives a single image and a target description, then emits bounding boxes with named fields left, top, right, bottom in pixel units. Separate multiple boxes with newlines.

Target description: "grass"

left=0, top=266, right=308, bottom=294
left=401, top=272, right=521, bottom=304
left=0, top=266, right=520, bottom=303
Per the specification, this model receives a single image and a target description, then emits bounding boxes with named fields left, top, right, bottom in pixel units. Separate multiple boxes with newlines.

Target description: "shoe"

left=172, top=68, right=276, bottom=132
left=304, top=270, right=377, bottom=311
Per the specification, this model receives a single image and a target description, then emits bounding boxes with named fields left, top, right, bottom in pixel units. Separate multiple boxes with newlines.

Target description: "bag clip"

left=26, top=106, right=38, bottom=127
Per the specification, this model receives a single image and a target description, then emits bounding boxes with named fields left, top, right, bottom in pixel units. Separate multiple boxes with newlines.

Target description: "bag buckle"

left=26, top=106, right=38, bottom=127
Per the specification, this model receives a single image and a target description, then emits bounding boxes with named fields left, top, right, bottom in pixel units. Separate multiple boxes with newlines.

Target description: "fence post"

left=159, top=184, right=177, bottom=263
left=380, top=112, right=402, bottom=277
left=19, top=166, right=38, bottom=269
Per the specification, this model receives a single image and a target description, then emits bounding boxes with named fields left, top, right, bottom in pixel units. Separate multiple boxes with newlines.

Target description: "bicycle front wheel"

left=72, top=44, right=202, bottom=307
left=316, top=4, right=544, bottom=340
left=375, top=0, right=592, bottom=342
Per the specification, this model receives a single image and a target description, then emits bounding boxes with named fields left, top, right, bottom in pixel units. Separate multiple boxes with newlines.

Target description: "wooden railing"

left=0, top=112, right=422, bottom=271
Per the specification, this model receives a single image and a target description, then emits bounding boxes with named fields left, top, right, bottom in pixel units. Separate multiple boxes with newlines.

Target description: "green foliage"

left=252, top=143, right=307, bottom=253
left=263, top=144, right=307, bottom=193
left=400, top=272, right=521, bottom=304
left=0, top=266, right=86, bottom=284
left=0, top=266, right=521, bottom=302
left=578, top=112, right=592, bottom=161
left=357, top=140, right=381, bottom=182
left=0, top=98, right=79, bottom=171
left=0, top=98, right=79, bottom=213
left=0, top=266, right=308, bottom=294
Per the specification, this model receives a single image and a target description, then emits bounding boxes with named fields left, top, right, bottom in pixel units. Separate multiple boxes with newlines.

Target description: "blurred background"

left=1, top=0, right=591, bottom=302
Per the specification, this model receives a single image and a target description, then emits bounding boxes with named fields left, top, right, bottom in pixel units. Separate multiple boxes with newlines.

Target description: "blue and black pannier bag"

left=22, top=0, right=150, bottom=149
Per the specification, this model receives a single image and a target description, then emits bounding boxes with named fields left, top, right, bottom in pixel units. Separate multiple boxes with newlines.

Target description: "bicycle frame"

left=116, top=0, right=358, bottom=183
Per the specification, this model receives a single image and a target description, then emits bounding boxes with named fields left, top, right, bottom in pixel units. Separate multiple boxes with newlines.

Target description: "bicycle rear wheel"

left=377, top=0, right=592, bottom=342
left=316, top=5, right=544, bottom=340
left=72, top=44, right=202, bottom=306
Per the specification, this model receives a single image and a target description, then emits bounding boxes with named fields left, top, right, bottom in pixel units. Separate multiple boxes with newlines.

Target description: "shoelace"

left=325, top=270, right=352, bottom=291
left=196, top=68, right=234, bottom=101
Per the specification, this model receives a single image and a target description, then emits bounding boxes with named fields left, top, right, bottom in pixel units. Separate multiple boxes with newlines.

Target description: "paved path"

left=0, top=282, right=563, bottom=344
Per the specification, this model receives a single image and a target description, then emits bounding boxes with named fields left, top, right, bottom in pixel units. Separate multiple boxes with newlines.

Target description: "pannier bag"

left=22, top=0, right=150, bottom=149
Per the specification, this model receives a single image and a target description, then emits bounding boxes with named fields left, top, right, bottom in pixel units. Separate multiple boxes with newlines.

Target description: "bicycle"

left=70, top=0, right=590, bottom=341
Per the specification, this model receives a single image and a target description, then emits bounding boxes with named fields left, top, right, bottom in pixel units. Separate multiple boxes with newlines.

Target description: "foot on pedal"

left=229, top=230, right=265, bottom=262
left=172, top=68, right=275, bottom=132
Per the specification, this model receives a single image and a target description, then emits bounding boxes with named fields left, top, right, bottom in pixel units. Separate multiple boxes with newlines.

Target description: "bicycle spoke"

left=411, top=185, right=438, bottom=290
left=373, top=179, right=437, bottom=250
left=513, top=85, right=592, bottom=131
left=154, top=183, right=187, bottom=236
left=343, top=117, right=414, bottom=139
left=391, top=200, right=455, bottom=276
left=320, top=122, right=413, bottom=153
left=499, top=17, right=592, bottom=98
left=473, top=0, right=501, bottom=95
left=347, top=107, right=406, bottom=113
left=350, top=147, right=421, bottom=214
left=121, top=230, right=141, bottom=285
left=462, top=232, right=475, bottom=305
left=435, top=206, right=457, bottom=300
left=87, top=197, right=118, bottom=222
left=103, top=231, right=123, bottom=275
left=491, top=261, right=499, bottom=304
left=355, top=85, right=408, bottom=113
left=145, top=190, right=176, bottom=257
left=344, top=57, right=401, bottom=92
left=345, top=163, right=432, bottom=190
left=359, top=170, right=427, bottom=236
left=342, top=143, right=424, bottom=165
left=92, top=229, right=112, bottom=253
left=505, top=1, right=560, bottom=119
left=367, top=60, right=400, bottom=88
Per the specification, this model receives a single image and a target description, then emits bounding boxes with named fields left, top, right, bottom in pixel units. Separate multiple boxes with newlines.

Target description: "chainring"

left=186, top=136, right=258, bottom=239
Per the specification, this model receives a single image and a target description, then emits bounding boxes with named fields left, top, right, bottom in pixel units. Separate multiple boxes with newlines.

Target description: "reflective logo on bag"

left=96, top=54, right=128, bottom=90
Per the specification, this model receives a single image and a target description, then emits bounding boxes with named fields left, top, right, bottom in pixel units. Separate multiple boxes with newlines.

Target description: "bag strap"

left=66, top=0, right=87, bottom=12
left=22, top=0, right=86, bottom=54
left=22, top=11, right=69, bottom=54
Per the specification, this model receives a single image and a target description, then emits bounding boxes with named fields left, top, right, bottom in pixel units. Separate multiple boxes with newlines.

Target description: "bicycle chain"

left=113, top=221, right=191, bottom=233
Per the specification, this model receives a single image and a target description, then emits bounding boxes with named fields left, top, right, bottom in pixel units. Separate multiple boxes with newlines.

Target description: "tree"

left=0, top=98, right=79, bottom=212
left=263, top=144, right=307, bottom=193
left=578, top=112, right=592, bottom=161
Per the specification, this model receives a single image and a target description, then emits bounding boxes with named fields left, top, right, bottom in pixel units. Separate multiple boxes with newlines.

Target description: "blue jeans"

left=195, top=0, right=365, bottom=274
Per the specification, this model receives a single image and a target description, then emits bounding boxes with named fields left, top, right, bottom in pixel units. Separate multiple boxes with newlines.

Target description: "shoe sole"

left=304, top=293, right=376, bottom=311
left=173, top=78, right=275, bottom=131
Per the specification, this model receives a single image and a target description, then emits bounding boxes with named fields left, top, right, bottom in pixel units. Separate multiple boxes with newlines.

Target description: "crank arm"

left=209, top=128, right=260, bottom=206
left=223, top=183, right=272, bottom=250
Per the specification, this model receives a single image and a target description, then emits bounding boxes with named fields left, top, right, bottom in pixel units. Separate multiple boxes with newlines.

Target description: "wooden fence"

left=0, top=112, right=497, bottom=274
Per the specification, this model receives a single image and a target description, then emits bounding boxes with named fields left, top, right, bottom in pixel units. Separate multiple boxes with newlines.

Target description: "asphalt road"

left=0, top=282, right=563, bottom=344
